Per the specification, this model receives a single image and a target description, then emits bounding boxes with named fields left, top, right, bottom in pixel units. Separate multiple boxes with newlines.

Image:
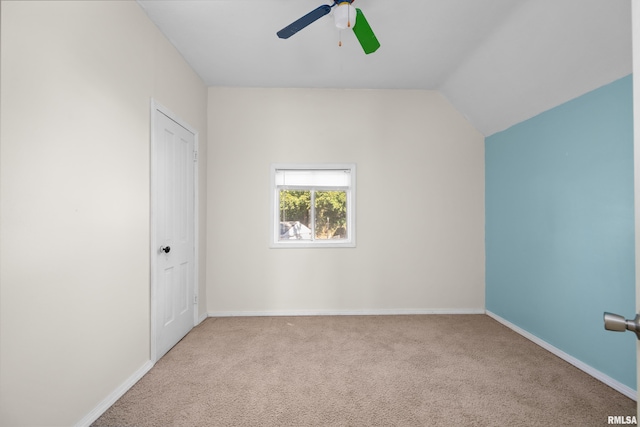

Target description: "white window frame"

left=270, top=163, right=356, bottom=248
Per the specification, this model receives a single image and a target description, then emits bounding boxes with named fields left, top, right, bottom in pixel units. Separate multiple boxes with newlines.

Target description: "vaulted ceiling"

left=137, top=0, right=632, bottom=136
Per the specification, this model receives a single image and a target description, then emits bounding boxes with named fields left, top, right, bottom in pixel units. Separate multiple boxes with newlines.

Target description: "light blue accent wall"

left=486, top=75, right=636, bottom=390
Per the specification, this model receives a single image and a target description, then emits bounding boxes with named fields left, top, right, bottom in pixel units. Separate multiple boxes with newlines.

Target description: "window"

left=270, top=164, right=356, bottom=248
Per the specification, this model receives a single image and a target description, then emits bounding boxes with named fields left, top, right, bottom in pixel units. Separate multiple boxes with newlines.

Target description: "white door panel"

left=153, top=106, right=196, bottom=361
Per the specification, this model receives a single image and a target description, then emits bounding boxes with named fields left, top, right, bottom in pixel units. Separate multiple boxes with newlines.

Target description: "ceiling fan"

left=276, top=1, right=380, bottom=54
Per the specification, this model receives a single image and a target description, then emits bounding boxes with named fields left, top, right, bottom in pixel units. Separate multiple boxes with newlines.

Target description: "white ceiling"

left=137, top=0, right=632, bottom=135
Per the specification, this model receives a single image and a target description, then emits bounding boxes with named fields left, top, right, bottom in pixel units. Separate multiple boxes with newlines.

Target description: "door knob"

left=160, top=246, right=171, bottom=254
left=603, top=312, right=640, bottom=340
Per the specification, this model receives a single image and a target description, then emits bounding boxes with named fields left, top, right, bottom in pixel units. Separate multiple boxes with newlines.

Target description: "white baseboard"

left=486, top=310, right=637, bottom=401
left=198, top=311, right=208, bottom=325
left=207, top=308, right=486, bottom=317
left=78, top=314, right=206, bottom=426
left=74, top=360, right=154, bottom=427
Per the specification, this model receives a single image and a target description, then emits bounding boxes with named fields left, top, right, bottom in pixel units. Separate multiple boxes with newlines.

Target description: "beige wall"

left=0, top=1, right=207, bottom=425
left=207, top=88, right=484, bottom=315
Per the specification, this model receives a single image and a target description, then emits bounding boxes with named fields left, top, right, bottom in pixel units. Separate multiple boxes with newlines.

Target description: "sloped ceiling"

left=137, top=0, right=631, bottom=136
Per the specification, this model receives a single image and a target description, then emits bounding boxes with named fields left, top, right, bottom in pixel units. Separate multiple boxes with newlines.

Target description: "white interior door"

left=152, top=103, right=197, bottom=361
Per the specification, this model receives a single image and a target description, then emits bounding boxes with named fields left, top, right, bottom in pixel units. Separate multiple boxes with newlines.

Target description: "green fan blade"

left=352, top=8, right=380, bottom=54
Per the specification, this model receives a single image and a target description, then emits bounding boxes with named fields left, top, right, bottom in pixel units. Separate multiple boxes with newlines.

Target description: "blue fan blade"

left=277, top=5, right=332, bottom=39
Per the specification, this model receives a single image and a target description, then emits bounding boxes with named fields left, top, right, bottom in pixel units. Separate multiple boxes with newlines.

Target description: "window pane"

left=314, top=191, right=347, bottom=240
left=279, top=190, right=311, bottom=240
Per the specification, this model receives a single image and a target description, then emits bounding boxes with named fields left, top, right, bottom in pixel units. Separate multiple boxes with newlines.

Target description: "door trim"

left=150, top=99, right=199, bottom=363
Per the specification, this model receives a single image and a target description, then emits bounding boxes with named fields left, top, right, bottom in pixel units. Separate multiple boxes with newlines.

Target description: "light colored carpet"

left=92, top=315, right=635, bottom=426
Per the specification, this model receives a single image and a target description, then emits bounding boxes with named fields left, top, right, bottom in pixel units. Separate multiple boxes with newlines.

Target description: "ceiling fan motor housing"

left=334, top=2, right=357, bottom=29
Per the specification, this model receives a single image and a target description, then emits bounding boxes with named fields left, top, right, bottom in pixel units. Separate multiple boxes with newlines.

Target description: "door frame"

left=150, top=99, right=199, bottom=363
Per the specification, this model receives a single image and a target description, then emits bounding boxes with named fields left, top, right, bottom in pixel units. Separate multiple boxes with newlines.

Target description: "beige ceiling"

left=137, top=0, right=632, bottom=135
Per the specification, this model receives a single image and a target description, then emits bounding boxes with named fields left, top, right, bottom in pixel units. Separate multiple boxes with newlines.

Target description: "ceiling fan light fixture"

left=334, top=2, right=357, bottom=30
left=276, top=1, right=379, bottom=55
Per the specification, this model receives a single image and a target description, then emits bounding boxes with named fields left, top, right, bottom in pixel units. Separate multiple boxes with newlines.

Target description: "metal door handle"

left=603, top=312, right=640, bottom=340
left=160, top=246, right=171, bottom=254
